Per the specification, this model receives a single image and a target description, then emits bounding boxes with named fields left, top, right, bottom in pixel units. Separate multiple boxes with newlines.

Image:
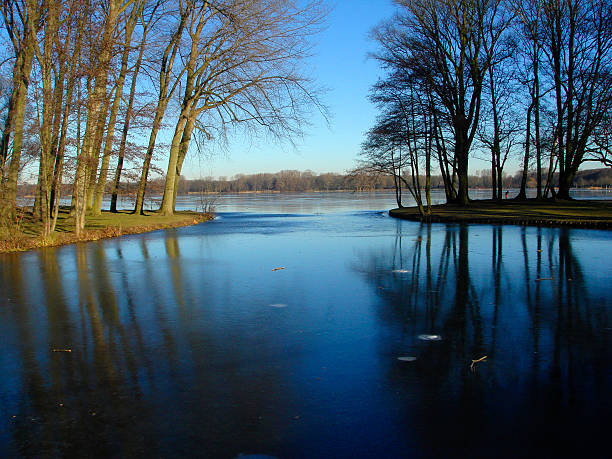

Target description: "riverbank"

left=389, top=199, right=612, bottom=228
left=0, top=208, right=213, bottom=254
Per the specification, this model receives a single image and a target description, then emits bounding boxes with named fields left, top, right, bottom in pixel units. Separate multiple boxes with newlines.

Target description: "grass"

left=389, top=199, right=612, bottom=228
left=0, top=207, right=213, bottom=254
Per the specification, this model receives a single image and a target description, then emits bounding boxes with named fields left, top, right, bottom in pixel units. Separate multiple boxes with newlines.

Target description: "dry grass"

left=390, top=199, right=612, bottom=228
left=0, top=207, right=213, bottom=253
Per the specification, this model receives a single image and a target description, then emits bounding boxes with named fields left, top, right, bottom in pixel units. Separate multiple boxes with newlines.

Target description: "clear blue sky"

left=182, top=0, right=397, bottom=180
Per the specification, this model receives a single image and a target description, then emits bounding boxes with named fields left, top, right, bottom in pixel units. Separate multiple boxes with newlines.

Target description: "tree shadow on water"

left=353, top=223, right=612, bottom=457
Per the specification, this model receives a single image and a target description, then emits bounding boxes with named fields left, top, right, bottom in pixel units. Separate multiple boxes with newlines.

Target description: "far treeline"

left=15, top=167, right=612, bottom=196
left=360, top=0, right=612, bottom=216
left=0, top=0, right=326, bottom=236
left=177, top=168, right=612, bottom=193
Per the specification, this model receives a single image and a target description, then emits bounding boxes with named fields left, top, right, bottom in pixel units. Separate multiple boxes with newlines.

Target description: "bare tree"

left=478, top=5, right=519, bottom=200
left=133, top=0, right=196, bottom=215
left=72, top=0, right=134, bottom=235
left=359, top=73, right=434, bottom=215
left=157, top=0, right=327, bottom=216
left=585, top=113, right=612, bottom=168
left=513, top=0, right=547, bottom=199
left=373, top=0, right=511, bottom=205
left=109, top=1, right=158, bottom=213
left=543, top=0, right=612, bottom=199
left=0, top=0, right=39, bottom=217
left=91, top=0, right=147, bottom=215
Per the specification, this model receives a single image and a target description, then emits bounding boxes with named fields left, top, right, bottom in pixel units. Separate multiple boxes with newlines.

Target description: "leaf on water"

left=397, top=356, right=417, bottom=362
left=418, top=334, right=442, bottom=341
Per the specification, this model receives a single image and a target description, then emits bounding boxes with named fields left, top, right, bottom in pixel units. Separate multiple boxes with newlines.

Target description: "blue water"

left=1, top=196, right=612, bottom=457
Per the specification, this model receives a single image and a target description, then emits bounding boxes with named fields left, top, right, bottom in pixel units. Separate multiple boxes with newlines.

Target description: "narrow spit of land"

left=389, top=199, right=612, bottom=229
left=0, top=208, right=213, bottom=254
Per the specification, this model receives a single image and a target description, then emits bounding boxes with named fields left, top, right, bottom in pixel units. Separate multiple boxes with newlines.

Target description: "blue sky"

left=182, top=0, right=397, bottom=180
left=181, top=0, right=529, bottom=180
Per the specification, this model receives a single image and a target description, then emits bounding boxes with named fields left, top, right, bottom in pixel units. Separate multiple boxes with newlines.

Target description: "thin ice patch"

left=418, top=334, right=442, bottom=341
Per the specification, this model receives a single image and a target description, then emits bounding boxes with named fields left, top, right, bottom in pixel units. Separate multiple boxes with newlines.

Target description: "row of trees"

left=359, top=0, right=612, bottom=214
left=0, top=0, right=325, bottom=235
left=183, top=171, right=398, bottom=193
left=161, top=167, right=612, bottom=194
left=15, top=166, right=611, bottom=198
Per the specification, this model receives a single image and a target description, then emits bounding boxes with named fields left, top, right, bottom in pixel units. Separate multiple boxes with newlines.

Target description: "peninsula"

left=390, top=199, right=612, bottom=229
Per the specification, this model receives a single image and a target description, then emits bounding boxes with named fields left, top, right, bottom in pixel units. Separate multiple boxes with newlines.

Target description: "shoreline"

left=389, top=199, right=612, bottom=229
left=0, top=209, right=213, bottom=254
left=184, top=187, right=612, bottom=195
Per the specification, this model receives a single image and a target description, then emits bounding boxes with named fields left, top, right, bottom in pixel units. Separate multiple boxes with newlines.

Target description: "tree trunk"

left=534, top=56, right=542, bottom=200
left=111, top=6, right=149, bottom=212
left=3, top=33, right=36, bottom=217
left=518, top=102, right=533, bottom=200
left=133, top=2, right=193, bottom=215
left=134, top=105, right=166, bottom=214
left=455, top=127, right=470, bottom=206
left=171, top=117, right=195, bottom=211
left=159, top=116, right=188, bottom=216
left=73, top=0, right=120, bottom=233
left=86, top=95, right=112, bottom=210
left=33, top=1, right=60, bottom=235
left=557, top=172, right=574, bottom=200
left=92, top=7, right=141, bottom=215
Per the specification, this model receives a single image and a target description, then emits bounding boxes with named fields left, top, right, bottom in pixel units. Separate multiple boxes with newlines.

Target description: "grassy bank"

left=0, top=208, right=213, bottom=254
left=389, top=199, right=612, bottom=229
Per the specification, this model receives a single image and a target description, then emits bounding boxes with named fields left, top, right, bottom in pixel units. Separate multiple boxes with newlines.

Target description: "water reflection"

left=1, top=214, right=611, bottom=457
left=355, top=223, right=612, bottom=456
left=0, top=234, right=289, bottom=457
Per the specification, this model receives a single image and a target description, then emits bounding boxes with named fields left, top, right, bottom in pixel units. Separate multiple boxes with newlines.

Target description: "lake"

left=1, top=191, right=612, bottom=457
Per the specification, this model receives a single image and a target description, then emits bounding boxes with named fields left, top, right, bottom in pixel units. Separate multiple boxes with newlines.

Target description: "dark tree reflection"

left=354, top=223, right=612, bottom=457
left=1, top=217, right=611, bottom=458
left=0, top=234, right=287, bottom=457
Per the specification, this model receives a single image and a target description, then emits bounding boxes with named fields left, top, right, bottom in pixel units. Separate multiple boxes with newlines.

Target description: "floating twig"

left=470, top=355, right=487, bottom=370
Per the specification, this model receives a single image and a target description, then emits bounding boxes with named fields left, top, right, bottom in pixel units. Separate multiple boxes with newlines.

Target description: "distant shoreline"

left=184, top=187, right=612, bottom=195
left=16, top=187, right=612, bottom=200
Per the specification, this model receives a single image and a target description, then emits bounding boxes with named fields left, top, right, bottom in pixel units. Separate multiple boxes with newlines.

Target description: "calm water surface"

left=1, top=192, right=612, bottom=458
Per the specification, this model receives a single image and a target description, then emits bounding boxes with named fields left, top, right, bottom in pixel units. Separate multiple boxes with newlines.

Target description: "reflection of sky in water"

left=1, top=206, right=612, bottom=457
